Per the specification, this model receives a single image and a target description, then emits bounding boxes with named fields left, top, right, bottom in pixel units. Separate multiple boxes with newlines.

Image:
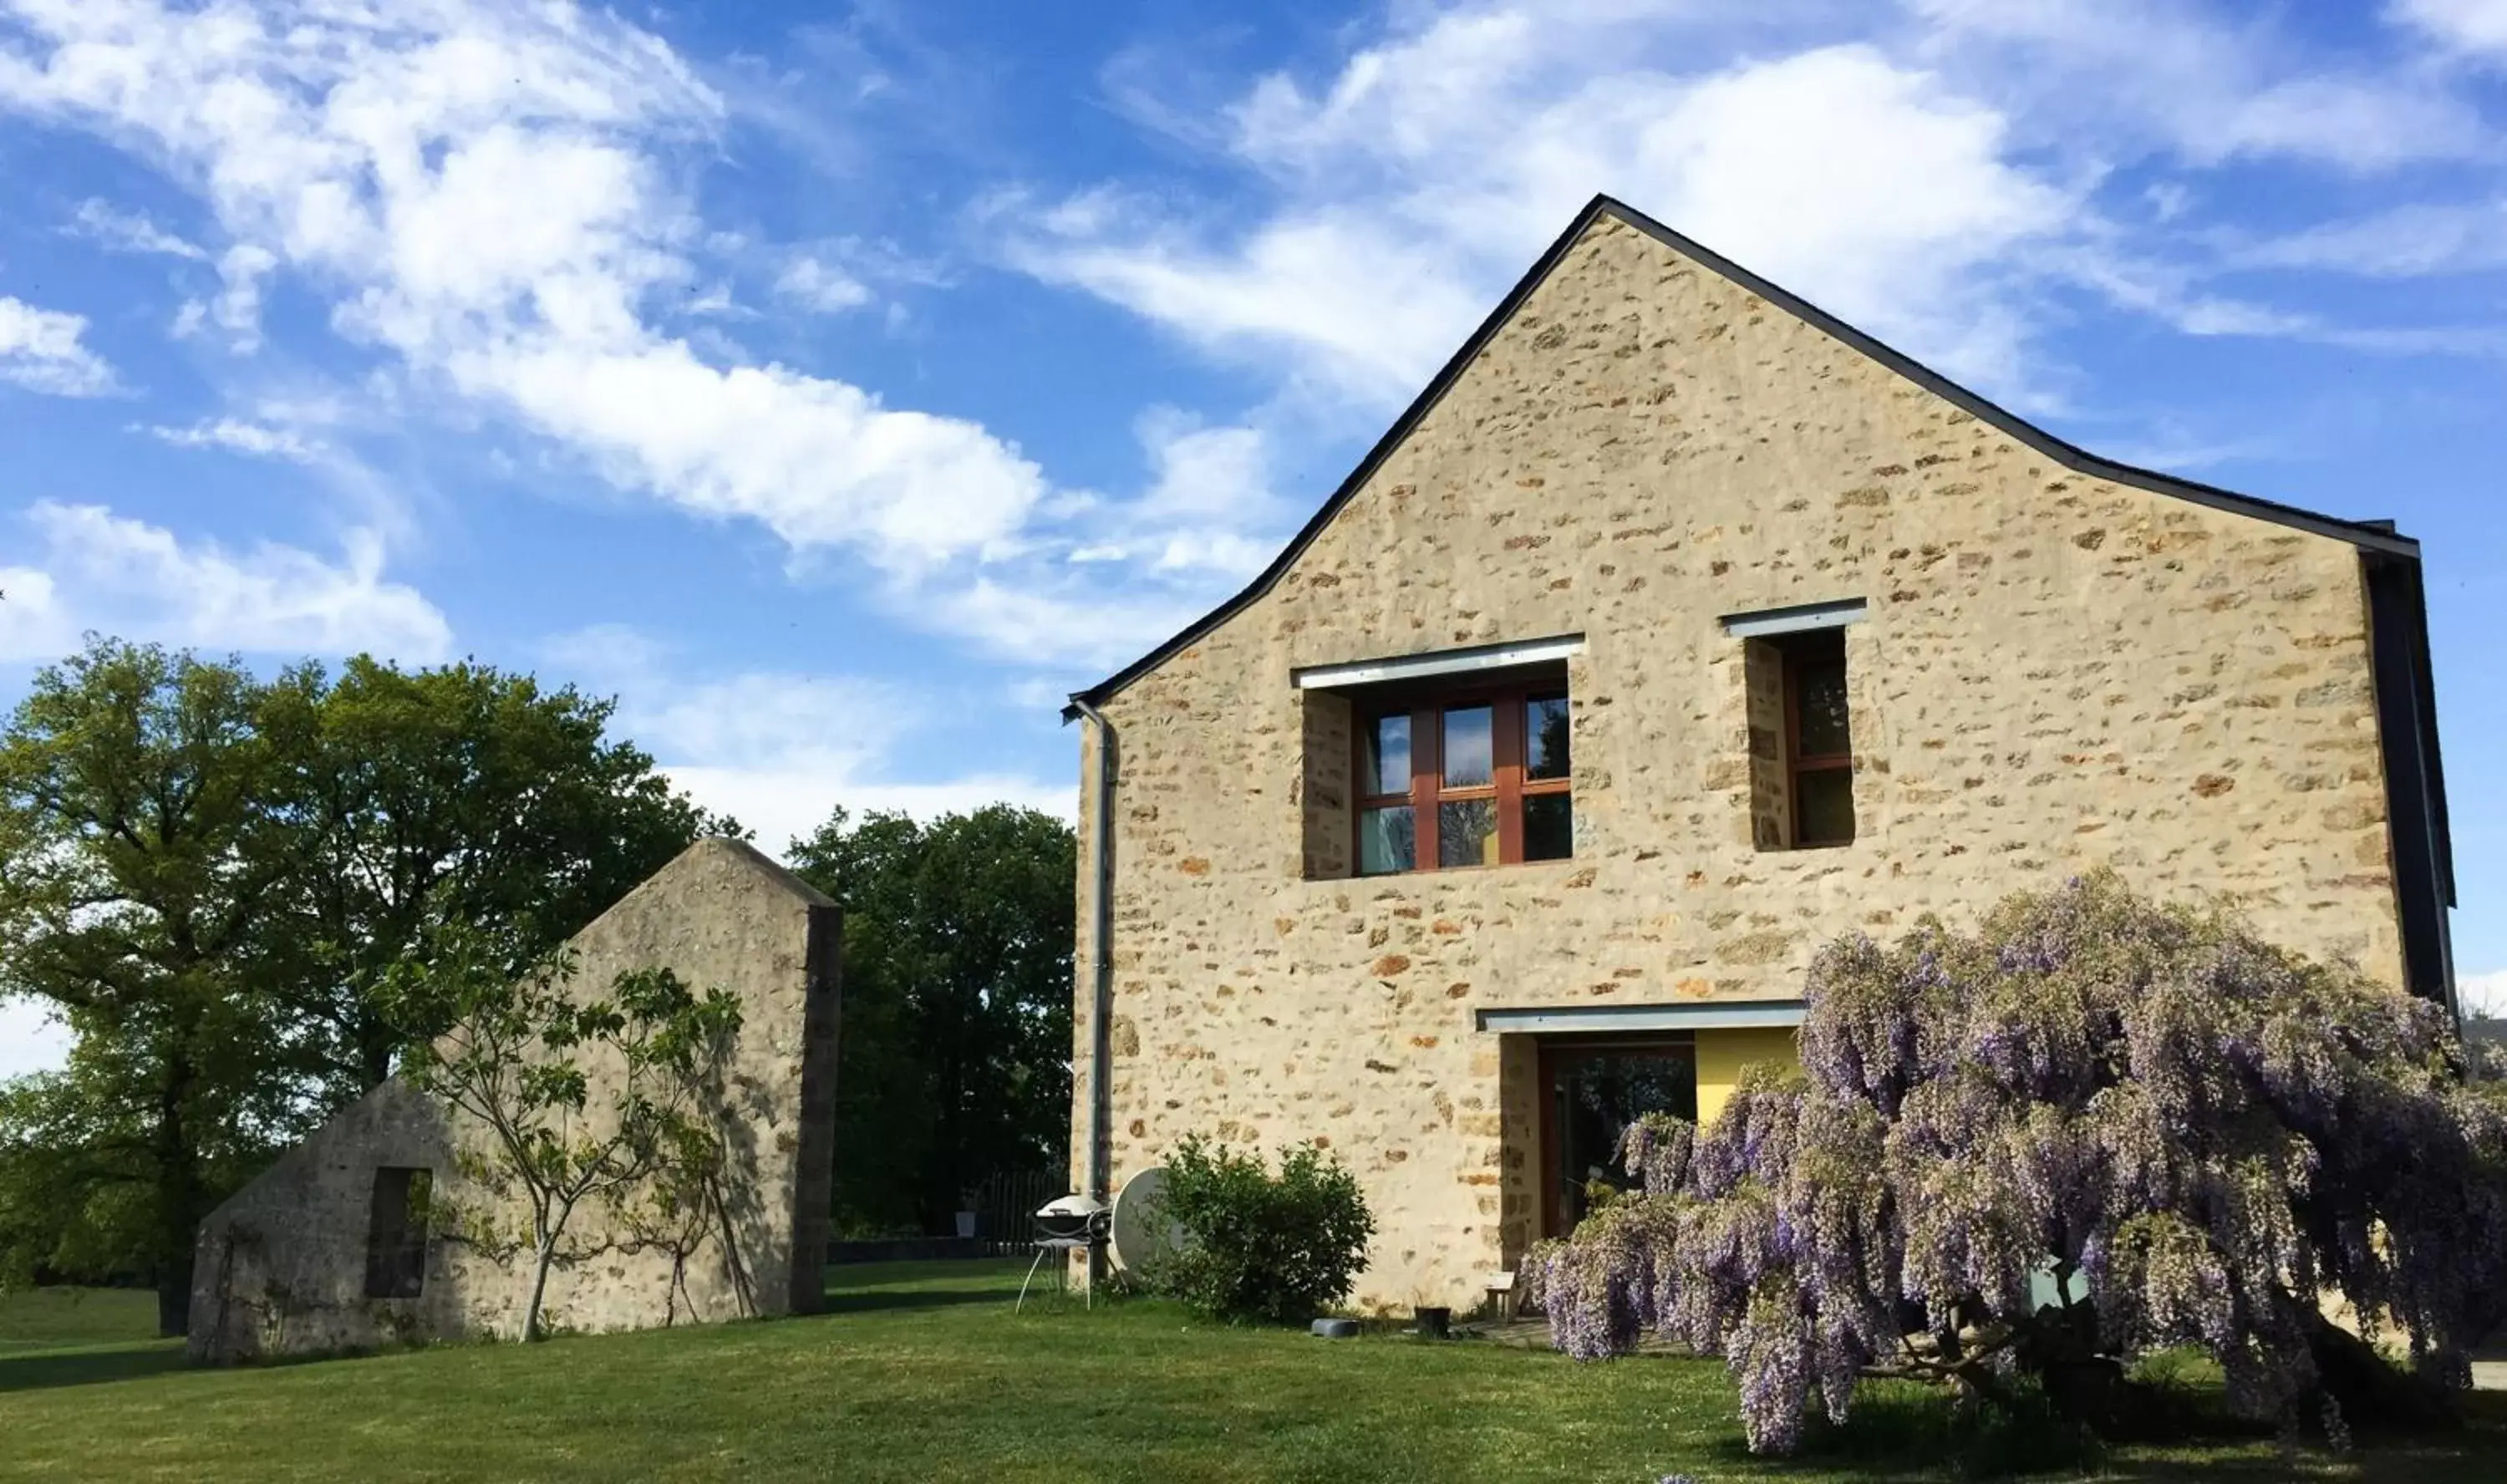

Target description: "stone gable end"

left=1069, top=206, right=2413, bottom=1311
left=191, top=837, right=842, bottom=1360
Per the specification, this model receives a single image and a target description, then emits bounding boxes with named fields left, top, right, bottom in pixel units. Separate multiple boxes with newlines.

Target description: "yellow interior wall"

left=1695, top=1027, right=1802, bottom=1126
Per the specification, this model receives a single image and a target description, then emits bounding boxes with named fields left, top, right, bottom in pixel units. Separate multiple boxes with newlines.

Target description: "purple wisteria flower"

left=1538, top=869, right=2507, bottom=1455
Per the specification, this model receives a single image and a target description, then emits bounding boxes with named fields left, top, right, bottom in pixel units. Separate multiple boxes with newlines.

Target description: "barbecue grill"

left=1014, top=1194, right=1109, bottom=1311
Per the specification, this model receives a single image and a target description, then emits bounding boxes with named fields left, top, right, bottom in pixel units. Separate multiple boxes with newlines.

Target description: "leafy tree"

left=257, top=656, right=729, bottom=1105
left=0, top=641, right=308, bottom=1334
left=1534, top=872, right=2507, bottom=1455
left=1147, top=1136, right=1375, bottom=1324
left=789, top=805, right=1074, bottom=1233
left=381, top=926, right=742, bottom=1342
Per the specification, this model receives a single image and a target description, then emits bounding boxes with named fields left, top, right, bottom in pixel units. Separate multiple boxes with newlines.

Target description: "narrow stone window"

left=1726, top=600, right=1864, bottom=852
left=1781, top=629, right=1855, bottom=847
left=364, top=1166, right=433, bottom=1299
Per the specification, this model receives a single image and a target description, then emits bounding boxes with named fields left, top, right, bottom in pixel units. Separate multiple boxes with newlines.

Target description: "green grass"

left=2, top=1263, right=2503, bottom=1482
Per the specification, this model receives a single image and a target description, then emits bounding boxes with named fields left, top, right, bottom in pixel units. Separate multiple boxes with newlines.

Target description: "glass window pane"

left=1438, top=798, right=1498, bottom=867
left=1365, top=714, right=1411, bottom=797
left=1358, top=806, right=1415, bottom=875
left=1526, top=695, right=1570, bottom=780
left=1796, top=661, right=1851, bottom=758
left=1442, top=705, right=1493, bottom=788
left=1553, top=1049, right=1696, bottom=1232
left=1794, top=768, right=1855, bottom=847
left=1523, top=793, right=1573, bottom=861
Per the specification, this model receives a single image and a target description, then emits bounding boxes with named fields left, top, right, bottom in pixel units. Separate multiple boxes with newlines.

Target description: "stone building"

left=1060, top=196, right=2453, bottom=1313
left=189, top=838, right=841, bottom=1361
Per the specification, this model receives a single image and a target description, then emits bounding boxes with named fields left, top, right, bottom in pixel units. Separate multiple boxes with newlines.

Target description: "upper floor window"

left=1726, top=599, right=1863, bottom=853
left=1356, top=686, right=1572, bottom=875
left=1782, top=629, right=1854, bottom=848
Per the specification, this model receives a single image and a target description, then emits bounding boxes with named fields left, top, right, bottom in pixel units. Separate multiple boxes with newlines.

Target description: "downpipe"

left=1069, top=699, right=1119, bottom=1284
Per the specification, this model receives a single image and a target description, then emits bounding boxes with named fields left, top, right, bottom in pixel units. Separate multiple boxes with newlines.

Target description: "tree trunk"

left=2305, top=1312, right=2459, bottom=1434
left=153, top=1054, right=199, bottom=1338
left=524, top=1237, right=557, bottom=1342
left=155, top=1257, right=194, bottom=1339
left=359, top=1015, right=396, bottom=1093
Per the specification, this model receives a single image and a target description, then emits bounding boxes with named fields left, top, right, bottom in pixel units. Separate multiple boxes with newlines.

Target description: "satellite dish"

left=1109, top=1166, right=1187, bottom=1273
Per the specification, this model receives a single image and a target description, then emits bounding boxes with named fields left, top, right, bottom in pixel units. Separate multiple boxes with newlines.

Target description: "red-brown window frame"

left=1354, top=681, right=1570, bottom=874
left=1780, top=633, right=1854, bottom=849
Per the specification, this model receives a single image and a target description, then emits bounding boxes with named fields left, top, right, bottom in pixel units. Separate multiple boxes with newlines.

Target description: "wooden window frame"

left=1781, top=633, right=1854, bottom=849
left=1355, top=681, right=1570, bottom=875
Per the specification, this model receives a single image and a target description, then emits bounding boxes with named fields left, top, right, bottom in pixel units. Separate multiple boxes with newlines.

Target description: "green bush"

left=1147, top=1135, right=1374, bottom=1324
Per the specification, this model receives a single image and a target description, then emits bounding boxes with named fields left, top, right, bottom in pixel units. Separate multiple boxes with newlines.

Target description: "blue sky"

left=3, top=0, right=2506, bottom=1072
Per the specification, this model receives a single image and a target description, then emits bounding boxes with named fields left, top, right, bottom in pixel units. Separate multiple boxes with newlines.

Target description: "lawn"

left=3, top=1262, right=2504, bottom=1482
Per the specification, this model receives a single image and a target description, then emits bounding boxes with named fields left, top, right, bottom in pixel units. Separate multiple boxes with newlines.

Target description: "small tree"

left=1147, top=1136, right=1374, bottom=1324
left=384, top=928, right=741, bottom=1341
left=1535, top=872, right=2507, bottom=1454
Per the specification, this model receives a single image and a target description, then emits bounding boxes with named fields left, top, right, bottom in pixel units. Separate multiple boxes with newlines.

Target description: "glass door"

left=1539, top=1038, right=1698, bottom=1236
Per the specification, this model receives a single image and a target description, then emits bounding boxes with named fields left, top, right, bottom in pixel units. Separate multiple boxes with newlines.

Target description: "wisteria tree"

left=1533, top=872, right=2507, bottom=1454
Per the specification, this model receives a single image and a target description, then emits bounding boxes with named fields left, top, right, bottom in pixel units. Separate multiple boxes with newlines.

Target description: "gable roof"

left=1065, top=193, right=2421, bottom=717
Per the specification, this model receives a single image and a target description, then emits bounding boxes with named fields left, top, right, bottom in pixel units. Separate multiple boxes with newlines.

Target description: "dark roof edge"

left=1065, top=193, right=2422, bottom=717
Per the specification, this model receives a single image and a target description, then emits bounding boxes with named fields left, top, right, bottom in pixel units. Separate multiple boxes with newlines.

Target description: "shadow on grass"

left=0, top=1343, right=188, bottom=1395
left=1700, top=1372, right=2507, bottom=1483
left=817, top=1285, right=1024, bottom=1316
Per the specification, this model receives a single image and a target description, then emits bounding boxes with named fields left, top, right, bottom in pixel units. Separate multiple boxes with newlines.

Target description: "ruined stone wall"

left=191, top=838, right=840, bottom=1361
left=1069, top=211, right=2408, bottom=1314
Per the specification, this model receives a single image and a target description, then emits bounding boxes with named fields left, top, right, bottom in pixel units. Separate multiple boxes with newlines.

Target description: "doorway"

left=1538, top=1036, right=1697, bottom=1237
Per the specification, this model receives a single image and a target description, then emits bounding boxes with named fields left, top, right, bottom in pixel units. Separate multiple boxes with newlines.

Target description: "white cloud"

left=918, top=573, right=1203, bottom=671
left=669, top=763, right=1075, bottom=856
left=0, top=566, right=66, bottom=662
left=537, top=620, right=672, bottom=678
left=1103, top=409, right=1293, bottom=577
left=536, top=627, right=1075, bottom=855
left=210, top=243, right=277, bottom=349
left=773, top=255, right=872, bottom=313
left=1014, top=1, right=2507, bottom=420
left=0, top=295, right=118, bottom=396
left=2391, top=0, right=2507, bottom=58
left=1013, top=23, right=2076, bottom=402
left=142, top=417, right=323, bottom=462
left=2232, top=201, right=2507, bottom=277
left=0, top=501, right=452, bottom=663
left=0, top=0, right=1045, bottom=572
left=1910, top=0, right=2491, bottom=171
left=1011, top=196, right=1492, bottom=406
left=0, top=997, right=73, bottom=1080
left=71, top=196, right=208, bottom=259
left=2464, top=969, right=2507, bottom=1019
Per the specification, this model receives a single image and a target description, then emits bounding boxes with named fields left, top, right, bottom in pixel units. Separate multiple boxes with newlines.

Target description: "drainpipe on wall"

left=1070, top=699, right=1118, bottom=1281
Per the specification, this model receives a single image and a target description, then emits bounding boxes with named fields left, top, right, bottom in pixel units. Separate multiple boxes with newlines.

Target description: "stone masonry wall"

left=1070, top=211, right=2408, bottom=1313
left=191, top=838, right=840, bottom=1361
left=1743, top=638, right=1791, bottom=850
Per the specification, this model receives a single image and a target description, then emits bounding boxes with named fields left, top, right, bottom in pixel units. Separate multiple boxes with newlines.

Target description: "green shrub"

left=1147, top=1136, right=1373, bottom=1324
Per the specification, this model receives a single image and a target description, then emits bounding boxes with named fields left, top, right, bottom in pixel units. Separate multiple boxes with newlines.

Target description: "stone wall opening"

left=1299, top=688, right=1354, bottom=880
left=1744, top=628, right=1856, bottom=850
left=1742, top=638, right=1792, bottom=850
left=362, top=1166, right=431, bottom=1300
